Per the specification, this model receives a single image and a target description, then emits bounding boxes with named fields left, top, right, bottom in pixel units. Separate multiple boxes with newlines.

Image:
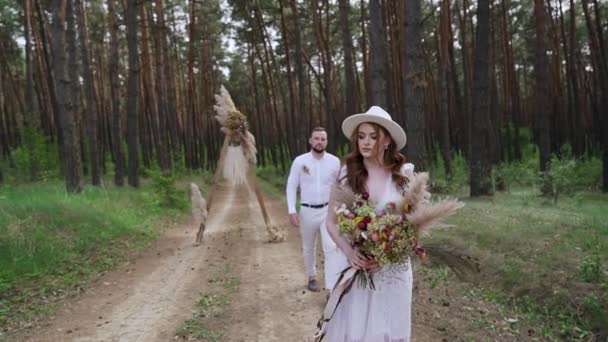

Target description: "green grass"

left=176, top=264, right=240, bottom=341
left=256, top=165, right=288, bottom=198
left=429, top=188, right=608, bottom=340
left=0, top=175, right=208, bottom=328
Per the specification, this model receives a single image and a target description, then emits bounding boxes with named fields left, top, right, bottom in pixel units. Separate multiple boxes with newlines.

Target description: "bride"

left=323, top=106, right=414, bottom=342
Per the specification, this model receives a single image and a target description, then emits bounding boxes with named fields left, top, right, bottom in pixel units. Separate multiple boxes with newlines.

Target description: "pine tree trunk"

left=126, top=0, right=140, bottom=187
left=107, top=0, right=125, bottom=186
left=23, top=0, right=39, bottom=180
left=457, top=0, right=473, bottom=159
left=75, top=0, right=100, bottom=186
left=360, top=0, right=369, bottom=110
left=50, top=0, right=82, bottom=192
left=369, top=0, right=387, bottom=108
left=448, top=2, right=465, bottom=156
left=24, top=0, right=36, bottom=115
left=470, top=0, right=493, bottom=197
left=403, top=0, right=427, bottom=167
left=584, top=0, right=608, bottom=192
left=438, top=0, right=452, bottom=178
left=151, top=2, right=170, bottom=171
left=289, top=0, right=308, bottom=154
left=278, top=0, right=298, bottom=159
left=340, top=0, right=356, bottom=123
left=534, top=0, right=552, bottom=194
left=155, top=0, right=178, bottom=169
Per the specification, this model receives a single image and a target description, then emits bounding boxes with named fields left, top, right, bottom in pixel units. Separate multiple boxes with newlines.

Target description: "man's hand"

left=288, top=213, right=300, bottom=227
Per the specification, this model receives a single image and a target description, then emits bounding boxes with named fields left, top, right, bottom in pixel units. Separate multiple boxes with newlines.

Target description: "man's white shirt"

left=286, top=151, right=341, bottom=214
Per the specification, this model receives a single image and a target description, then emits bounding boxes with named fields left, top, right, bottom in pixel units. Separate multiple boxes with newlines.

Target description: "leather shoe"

left=307, top=279, right=320, bottom=292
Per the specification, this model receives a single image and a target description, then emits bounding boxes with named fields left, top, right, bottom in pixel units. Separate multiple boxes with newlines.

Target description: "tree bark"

left=470, top=0, right=493, bottom=196
left=75, top=0, right=100, bottom=186
left=107, top=0, right=125, bottom=186
left=369, top=0, right=387, bottom=108
left=339, top=0, right=356, bottom=123
left=403, top=0, right=427, bottom=168
left=155, top=0, right=178, bottom=168
left=534, top=0, right=551, bottom=194
left=289, top=0, right=308, bottom=154
left=126, top=0, right=140, bottom=187
left=50, top=0, right=82, bottom=192
left=438, top=0, right=452, bottom=178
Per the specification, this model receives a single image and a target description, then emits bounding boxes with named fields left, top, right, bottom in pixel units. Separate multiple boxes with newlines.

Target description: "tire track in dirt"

left=216, top=183, right=325, bottom=342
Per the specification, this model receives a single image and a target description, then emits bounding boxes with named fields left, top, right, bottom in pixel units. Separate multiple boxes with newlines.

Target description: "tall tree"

left=470, top=0, right=494, bottom=196
left=289, top=0, right=308, bottom=153
left=277, top=0, right=296, bottom=159
left=534, top=0, right=551, bottom=194
left=151, top=0, right=171, bottom=171
left=23, top=0, right=35, bottom=115
left=50, top=0, right=82, bottom=192
left=155, top=0, right=178, bottom=169
left=126, top=0, right=140, bottom=187
left=339, top=0, right=356, bottom=120
left=107, top=0, right=125, bottom=186
left=438, top=0, right=452, bottom=178
left=582, top=0, right=608, bottom=192
left=403, top=0, right=427, bottom=168
left=75, top=0, right=100, bottom=185
left=369, top=0, right=387, bottom=108
left=23, top=0, right=39, bottom=180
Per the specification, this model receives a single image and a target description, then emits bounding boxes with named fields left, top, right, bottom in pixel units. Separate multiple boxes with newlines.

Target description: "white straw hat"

left=341, top=106, right=407, bottom=150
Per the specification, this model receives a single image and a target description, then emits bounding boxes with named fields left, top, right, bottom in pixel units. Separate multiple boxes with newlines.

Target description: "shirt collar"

left=309, top=150, right=326, bottom=160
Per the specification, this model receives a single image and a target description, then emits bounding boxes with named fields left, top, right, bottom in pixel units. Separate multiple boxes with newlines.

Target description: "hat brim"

left=342, top=113, right=407, bottom=150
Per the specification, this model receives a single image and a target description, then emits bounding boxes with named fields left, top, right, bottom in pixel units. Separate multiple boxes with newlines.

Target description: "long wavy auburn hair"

left=339, top=122, right=408, bottom=195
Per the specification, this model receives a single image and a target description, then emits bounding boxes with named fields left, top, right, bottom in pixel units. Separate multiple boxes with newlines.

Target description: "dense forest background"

left=0, top=0, right=606, bottom=195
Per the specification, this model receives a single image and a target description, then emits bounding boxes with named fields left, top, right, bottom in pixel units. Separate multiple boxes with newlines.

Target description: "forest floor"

left=9, top=181, right=543, bottom=342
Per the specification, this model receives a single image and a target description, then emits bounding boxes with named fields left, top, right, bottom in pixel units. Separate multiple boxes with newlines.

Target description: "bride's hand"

left=364, top=258, right=381, bottom=273
left=346, top=248, right=368, bottom=270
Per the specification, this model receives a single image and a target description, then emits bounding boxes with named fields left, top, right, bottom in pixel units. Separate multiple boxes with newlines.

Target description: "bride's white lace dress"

left=324, top=164, right=414, bottom=342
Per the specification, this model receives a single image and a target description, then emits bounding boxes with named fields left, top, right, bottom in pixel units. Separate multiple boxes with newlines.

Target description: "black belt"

left=301, top=203, right=329, bottom=209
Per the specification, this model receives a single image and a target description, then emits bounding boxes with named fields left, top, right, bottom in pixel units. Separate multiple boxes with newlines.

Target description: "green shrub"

left=496, top=143, right=539, bottom=188
left=428, top=149, right=468, bottom=194
left=7, top=125, right=59, bottom=182
left=147, top=170, right=188, bottom=209
left=545, top=145, right=602, bottom=201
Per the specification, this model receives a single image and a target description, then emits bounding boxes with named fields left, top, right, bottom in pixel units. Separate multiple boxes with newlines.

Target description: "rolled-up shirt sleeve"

left=286, top=159, right=300, bottom=214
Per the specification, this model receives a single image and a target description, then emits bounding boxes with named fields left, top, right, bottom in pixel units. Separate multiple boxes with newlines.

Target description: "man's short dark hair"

left=310, top=127, right=326, bottom=137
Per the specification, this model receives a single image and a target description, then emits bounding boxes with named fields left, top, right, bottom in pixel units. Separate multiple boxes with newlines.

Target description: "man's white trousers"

left=299, top=206, right=347, bottom=290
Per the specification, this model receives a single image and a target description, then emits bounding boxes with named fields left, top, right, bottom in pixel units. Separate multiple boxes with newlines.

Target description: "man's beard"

left=312, top=146, right=325, bottom=153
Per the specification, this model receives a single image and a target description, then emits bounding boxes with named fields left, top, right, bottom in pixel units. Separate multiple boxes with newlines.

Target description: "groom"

left=286, top=127, right=341, bottom=292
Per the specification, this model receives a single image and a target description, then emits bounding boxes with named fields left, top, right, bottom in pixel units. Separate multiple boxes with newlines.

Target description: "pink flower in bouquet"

left=370, top=232, right=379, bottom=242
left=346, top=212, right=356, bottom=219
left=361, top=192, right=370, bottom=200
left=386, top=202, right=396, bottom=210
left=375, top=208, right=386, bottom=217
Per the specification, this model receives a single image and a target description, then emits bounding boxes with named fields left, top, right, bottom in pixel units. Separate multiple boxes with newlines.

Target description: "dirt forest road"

left=15, top=181, right=534, bottom=342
